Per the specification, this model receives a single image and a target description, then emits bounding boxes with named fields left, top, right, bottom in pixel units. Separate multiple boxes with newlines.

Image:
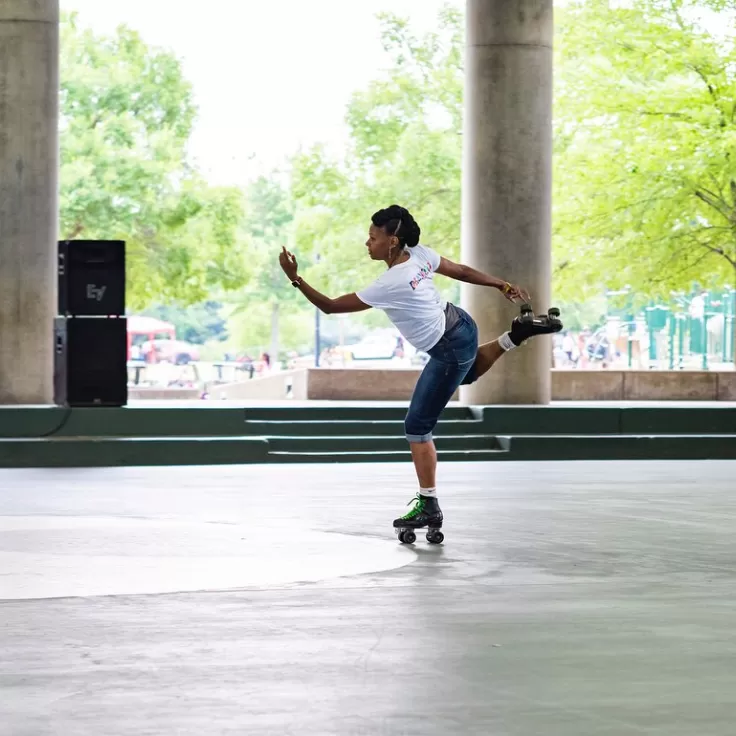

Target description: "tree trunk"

left=270, top=301, right=279, bottom=368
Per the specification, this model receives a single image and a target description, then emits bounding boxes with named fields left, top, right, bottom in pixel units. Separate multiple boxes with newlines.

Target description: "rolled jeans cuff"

left=406, top=432, right=433, bottom=443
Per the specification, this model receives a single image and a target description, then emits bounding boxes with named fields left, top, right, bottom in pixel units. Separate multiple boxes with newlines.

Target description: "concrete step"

left=479, top=405, right=736, bottom=436
left=503, top=434, right=736, bottom=460
left=268, top=448, right=508, bottom=463
left=0, top=407, right=250, bottom=439
left=243, top=406, right=477, bottom=422
left=246, top=419, right=485, bottom=437
left=0, top=436, right=270, bottom=468
left=265, top=435, right=500, bottom=453
left=0, top=433, right=733, bottom=468
left=2, top=405, right=734, bottom=440
left=0, top=406, right=479, bottom=439
left=275, top=435, right=736, bottom=463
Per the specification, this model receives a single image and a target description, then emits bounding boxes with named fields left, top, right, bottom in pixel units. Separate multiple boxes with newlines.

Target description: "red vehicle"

left=142, top=339, right=201, bottom=365
left=127, top=316, right=176, bottom=361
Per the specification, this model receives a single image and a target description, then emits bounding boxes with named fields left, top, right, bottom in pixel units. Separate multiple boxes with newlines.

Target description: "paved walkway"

left=1, top=461, right=735, bottom=735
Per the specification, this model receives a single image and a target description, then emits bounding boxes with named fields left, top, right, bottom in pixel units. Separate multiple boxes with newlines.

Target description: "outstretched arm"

left=436, top=257, right=528, bottom=302
left=279, top=247, right=371, bottom=315
left=294, top=278, right=370, bottom=315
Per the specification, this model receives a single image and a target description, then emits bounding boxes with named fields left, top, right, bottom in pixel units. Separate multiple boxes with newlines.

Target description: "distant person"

left=577, top=329, right=590, bottom=368
left=144, top=342, right=157, bottom=364
left=394, top=335, right=405, bottom=359
left=279, top=204, right=562, bottom=542
left=562, top=331, right=578, bottom=366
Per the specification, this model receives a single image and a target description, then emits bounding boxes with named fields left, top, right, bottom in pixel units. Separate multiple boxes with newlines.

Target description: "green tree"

left=227, top=176, right=312, bottom=359
left=554, top=0, right=736, bottom=303
left=142, top=301, right=228, bottom=345
left=60, top=13, right=247, bottom=308
left=290, top=6, right=464, bottom=302
left=292, top=0, right=736, bottom=343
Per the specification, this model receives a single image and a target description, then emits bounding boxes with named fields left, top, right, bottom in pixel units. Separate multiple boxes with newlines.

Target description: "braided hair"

left=371, top=205, right=421, bottom=248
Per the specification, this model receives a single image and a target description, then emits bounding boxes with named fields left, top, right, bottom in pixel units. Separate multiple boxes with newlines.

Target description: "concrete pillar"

left=461, top=0, right=553, bottom=404
left=0, top=1, right=59, bottom=404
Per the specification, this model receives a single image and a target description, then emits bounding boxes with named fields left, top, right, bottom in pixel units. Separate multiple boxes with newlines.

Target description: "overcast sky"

left=60, top=0, right=728, bottom=188
left=61, top=0, right=453, bottom=186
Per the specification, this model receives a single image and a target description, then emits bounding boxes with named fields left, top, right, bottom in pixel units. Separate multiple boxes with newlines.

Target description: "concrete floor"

left=1, top=461, right=735, bottom=736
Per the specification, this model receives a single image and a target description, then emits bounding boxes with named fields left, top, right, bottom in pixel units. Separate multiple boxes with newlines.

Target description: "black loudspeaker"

left=58, top=240, right=126, bottom=316
left=54, top=317, right=128, bottom=407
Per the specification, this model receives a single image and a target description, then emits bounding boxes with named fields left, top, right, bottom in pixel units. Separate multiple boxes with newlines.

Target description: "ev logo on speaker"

left=86, top=284, right=107, bottom=302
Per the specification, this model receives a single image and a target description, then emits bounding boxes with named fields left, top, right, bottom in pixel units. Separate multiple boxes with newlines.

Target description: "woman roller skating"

left=279, top=205, right=562, bottom=544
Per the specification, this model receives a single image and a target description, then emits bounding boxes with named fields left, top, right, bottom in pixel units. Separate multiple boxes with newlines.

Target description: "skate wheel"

left=427, top=531, right=444, bottom=545
left=548, top=307, right=560, bottom=318
left=401, top=530, right=416, bottom=545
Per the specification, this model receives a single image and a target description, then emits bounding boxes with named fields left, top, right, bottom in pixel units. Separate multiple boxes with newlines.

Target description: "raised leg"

left=463, top=305, right=564, bottom=386
left=468, top=339, right=506, bottom=382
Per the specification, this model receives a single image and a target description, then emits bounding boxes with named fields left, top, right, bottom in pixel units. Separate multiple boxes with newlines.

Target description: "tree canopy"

left=226, top=176, right=314, bottom=358
left=59, top=2, right=736, bottom=357
left=290, top=6, right=464, bottom=302
left=60, top=13, right=247, bottom=309
left=291, top=0, right=736, bottom=310
left=554, top=0, right=736, bottom=302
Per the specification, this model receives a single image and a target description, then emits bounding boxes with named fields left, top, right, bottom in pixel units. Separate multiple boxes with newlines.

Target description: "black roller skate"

left=509, top=303, right=563, bottom=346
left=393, top=494, right=444, bottom=545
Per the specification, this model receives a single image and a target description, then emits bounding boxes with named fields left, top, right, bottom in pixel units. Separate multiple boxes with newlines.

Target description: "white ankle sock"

left=419, top=487, right=437, bottom=498
left=498, top=332, right=517, bottom=351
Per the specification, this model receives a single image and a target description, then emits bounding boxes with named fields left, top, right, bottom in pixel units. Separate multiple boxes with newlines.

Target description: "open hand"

left=500, top=282, right=530, bottom=304
left=279, top=246, right=299, bottom=281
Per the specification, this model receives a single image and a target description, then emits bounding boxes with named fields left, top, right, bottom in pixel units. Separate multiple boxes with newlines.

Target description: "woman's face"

left=365, top=224, right=397, bottom=261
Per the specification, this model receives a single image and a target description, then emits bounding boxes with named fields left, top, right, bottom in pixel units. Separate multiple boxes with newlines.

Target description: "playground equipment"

left=604, top=286, right=735, bottom=370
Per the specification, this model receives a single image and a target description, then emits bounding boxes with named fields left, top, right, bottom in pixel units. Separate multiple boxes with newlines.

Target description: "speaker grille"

left=54, top=317, right=128, bottom=407
left=58, top=240, right=126, bottom=317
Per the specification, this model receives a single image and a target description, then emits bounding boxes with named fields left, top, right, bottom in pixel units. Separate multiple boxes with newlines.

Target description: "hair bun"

left=371, top=204, right=421, bottom=247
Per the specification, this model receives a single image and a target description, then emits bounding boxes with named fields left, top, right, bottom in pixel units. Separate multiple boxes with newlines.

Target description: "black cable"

left=35, top=406, right=74, bottom=438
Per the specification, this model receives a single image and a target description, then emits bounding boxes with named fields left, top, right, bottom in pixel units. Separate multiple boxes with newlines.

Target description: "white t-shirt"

left=356, top=243, right=446, bottom=352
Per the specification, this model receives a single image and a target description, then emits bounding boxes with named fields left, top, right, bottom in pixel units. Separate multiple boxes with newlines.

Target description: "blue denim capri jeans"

left=404, top=306, right=480, bottom=443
